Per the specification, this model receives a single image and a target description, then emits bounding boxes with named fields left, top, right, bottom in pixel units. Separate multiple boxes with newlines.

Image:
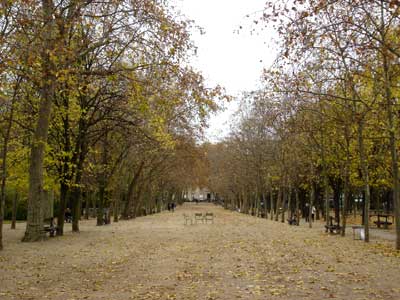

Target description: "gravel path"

left=1, top=203, right=399, bottom=300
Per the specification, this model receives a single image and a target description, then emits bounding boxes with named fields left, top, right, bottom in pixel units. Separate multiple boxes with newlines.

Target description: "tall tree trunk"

left=275, top=187, right=281, bottom=222
left=281, top=186, right=286, bottom=223
left=332, top=181, right=341, bottom=225
left=295, top=187, right=300, bottom=225
left=381, top=33, right=400, bottom=249
left=71, top=187, right=81, bottom=231
left=309, top=182, right=314, bottom=229
left=70, top=128, right=88, bottom=232
left=23, top=0, right=56, bottom=242
left=270, top=186, right=274, bottom=220
left=84, top=191, right=90, bottom=220
left=0, top=122, right=9, bottom=248
left=263, top=193, right=268, bottom=219
left=287, top=186, right=292, bottom=219
left=341, top=125, right=351, bottom=236
left=341, top=172, right=350, bottom=236
left=97, top=184, right=105, bottom=226
left=57, top=182, right=68, bottom=235
left=357, top=120, right=370, bottom=242
left=11, top=192, right=18, bottom=230
left=57, top=95, right=71, bottom=235
left=96, top=137, right=108, bottom=226
left=123, top=161, right=145, bottom=219
left=320, top=129, right=330, bottom=227
left=113, top=190, right=120, bottom=222
left=0, top=78, right=19, bottom=249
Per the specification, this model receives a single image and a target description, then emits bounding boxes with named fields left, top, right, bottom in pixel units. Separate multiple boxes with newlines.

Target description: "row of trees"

left=207, top=0, right=400, bottom=250
left=0, top=1, right=222, bottom=250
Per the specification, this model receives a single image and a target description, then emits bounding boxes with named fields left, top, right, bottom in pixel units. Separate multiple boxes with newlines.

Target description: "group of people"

left=167, top=202, right=176, bottom=212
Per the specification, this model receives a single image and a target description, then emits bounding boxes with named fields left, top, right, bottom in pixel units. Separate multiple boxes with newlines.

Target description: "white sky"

left=175, top=0, right=277, bottom=142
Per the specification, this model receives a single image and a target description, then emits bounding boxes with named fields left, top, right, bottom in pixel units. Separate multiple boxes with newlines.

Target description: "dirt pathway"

left=1, top=203, right=399, bottom=300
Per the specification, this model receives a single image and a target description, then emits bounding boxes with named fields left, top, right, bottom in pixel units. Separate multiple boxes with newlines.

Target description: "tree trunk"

left=341, top=125, right=351, bottom=236
left=295, top=187, right=300, bottom=225
left=123, top=161, right=145, bottom=219
left=357, top=120, right=370, bottom=243
left=70, top=130, right=88, bottom=232
left=96, top=137, right=108, bottom=226
left=23, top=0, right=56, bottom=242
left=84, top=192, right=90, bottom=220
left=71, top=187, right=81, bottom=232
left=270, top=187, right=274, bottom=220
left=287, top=186, right=292, bottom=219
left=309, top=183, right=314, bottom=229
left=97, top=184, right=105, bottom=226
left=0, top=75, right=20, bottom=249
left=11, top=192, right=18, bottom=230
left=0, top=139, right=7, bottom=248
left=332, top=181, right=341, bottom=225
left=0, top=192, right=4, bottom=250
left=281, top=187, right=286, bottom=223
left=320, top=131, right=330, bottom=227
left=263, top=193, right=268, bottom=219
left=113, top=191, right=120, bottom=222
left=275, top=187, right=281, bottom=222
left=57, top=182, right=68, bottom=235
left=341, top=173, right=350, bottom=236
left=381, top=40, right=400, bottom=249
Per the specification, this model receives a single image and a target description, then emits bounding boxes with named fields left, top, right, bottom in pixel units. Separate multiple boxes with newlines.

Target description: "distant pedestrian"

left=312, top=206, right=316, bottom=222
left=304, top=203, right=310, bottom=222
left=167, top=203, right=171, bottom=211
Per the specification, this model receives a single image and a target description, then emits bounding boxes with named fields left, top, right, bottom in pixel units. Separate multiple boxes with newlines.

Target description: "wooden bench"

left=183, top=213, right=193, bottom=225
left=325, top=216, right=341, bottom=234
left=43, top=218, right=57, bottom=237
left=194, top=213, right=204, bottom=224
left=204, top=212, right=214, bottom=224
left=65, top=214, right=72, bottom=223
left=374, top=220, right=392, bottom=229
left=325, top=224, right=341, bottom=234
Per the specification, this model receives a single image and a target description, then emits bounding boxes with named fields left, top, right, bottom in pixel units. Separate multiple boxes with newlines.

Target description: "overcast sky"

left=175, top=0, right=277, bottom=142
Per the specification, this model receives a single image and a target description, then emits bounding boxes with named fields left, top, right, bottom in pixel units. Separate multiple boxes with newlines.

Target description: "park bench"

left=325, top=216, right=341, bottom=234
left=370, top=213, right=394, bottom=229
left=183, top=213, right=193, bottom=225
left=287, top=217, right=297, bottom=225
left=374, top=220, right=392, bottom=229
left=64, top=211, right=72, bottom=223
left=43, top=218, right=57, bottom=237
left=204, top=212, right=214, bottom=224
left=194, top=212, right=204, bottom=224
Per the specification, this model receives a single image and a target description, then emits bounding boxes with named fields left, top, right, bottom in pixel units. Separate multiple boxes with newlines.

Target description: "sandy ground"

left=0, top=203, right=399, bottom=300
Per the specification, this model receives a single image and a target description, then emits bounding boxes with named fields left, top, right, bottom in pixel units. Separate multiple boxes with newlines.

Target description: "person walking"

left=312, top=206, right=316, bottom=222
left=304, top=203, right=310, bottom=222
